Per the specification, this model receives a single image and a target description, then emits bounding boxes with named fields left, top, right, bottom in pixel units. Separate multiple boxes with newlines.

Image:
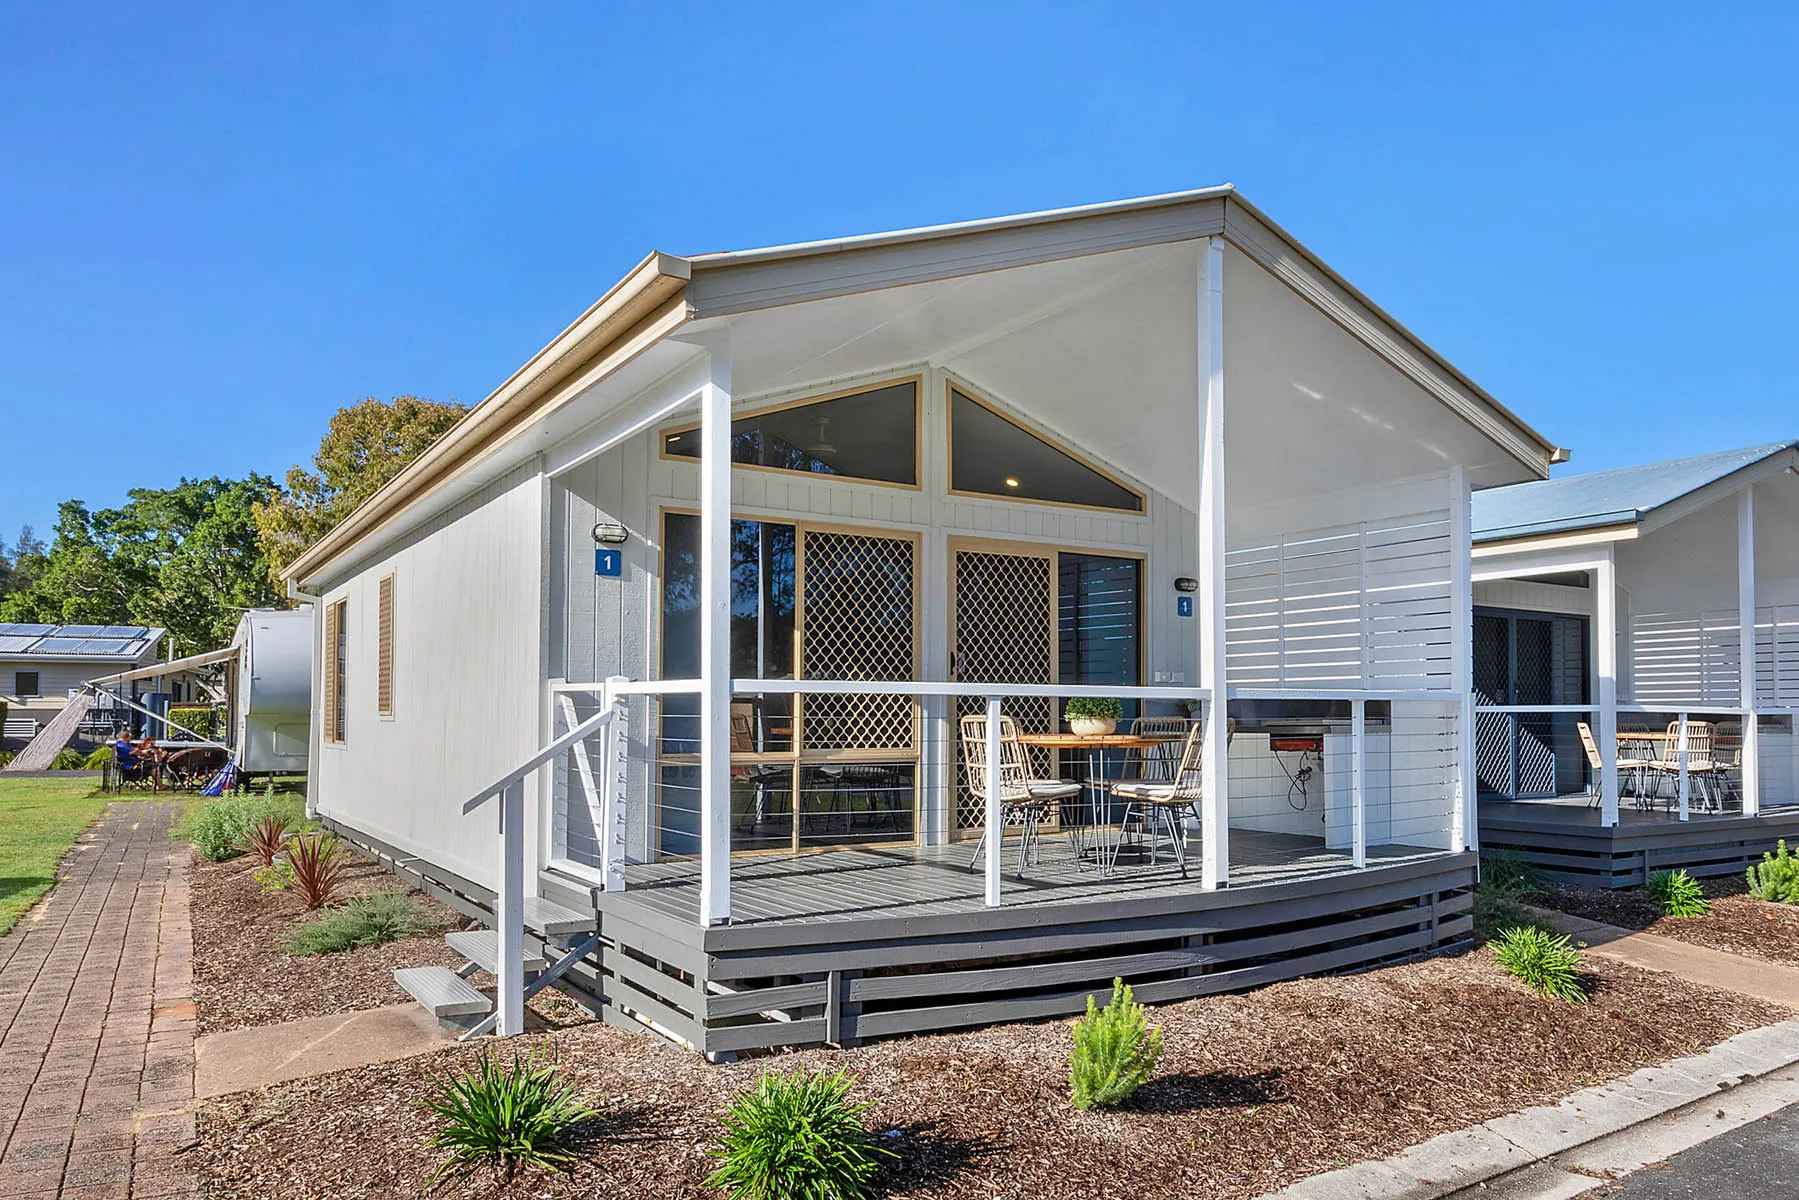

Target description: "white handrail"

left=462, top=706, right=616, bottom=815
left=1474, top=704, right=1594, bottom=714
left=1231, top=687, right=1458, bottom=703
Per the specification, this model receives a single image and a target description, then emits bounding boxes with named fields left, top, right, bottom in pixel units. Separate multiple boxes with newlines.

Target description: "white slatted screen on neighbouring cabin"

left=1224, top=509, right=1456, bottom=691
left=1629, top=610, right=1741, bottom=707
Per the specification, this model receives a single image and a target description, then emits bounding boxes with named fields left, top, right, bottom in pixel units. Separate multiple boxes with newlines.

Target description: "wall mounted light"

left=1174, top=576, right=1200, bottom=593
left=1004, top=477, right=1020, bottom=488
left=592, top=521, right=629, bottom=545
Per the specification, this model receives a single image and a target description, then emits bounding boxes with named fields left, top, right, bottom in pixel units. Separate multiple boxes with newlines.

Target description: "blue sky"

left=2, top=2, right=1795, bottom=544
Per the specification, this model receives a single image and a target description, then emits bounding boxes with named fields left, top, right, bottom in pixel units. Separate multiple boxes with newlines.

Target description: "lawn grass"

left=0, top=776, right=112, bottom=936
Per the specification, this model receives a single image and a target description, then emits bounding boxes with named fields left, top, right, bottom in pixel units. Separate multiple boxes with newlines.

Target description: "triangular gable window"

left=949, top=388, right=1143, bottom=512
left=663, top=379, right=918, bottom=487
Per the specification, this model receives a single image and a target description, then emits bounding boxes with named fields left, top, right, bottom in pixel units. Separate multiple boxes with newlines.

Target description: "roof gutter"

left=283, top=251, right=693, bottom=586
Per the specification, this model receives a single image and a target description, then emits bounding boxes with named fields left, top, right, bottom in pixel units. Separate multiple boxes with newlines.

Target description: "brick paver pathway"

left=0, top=801, right=198, bottom=1199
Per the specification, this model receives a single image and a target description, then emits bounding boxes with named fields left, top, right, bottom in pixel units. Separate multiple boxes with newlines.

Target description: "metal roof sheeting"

left=1472, top=441, right=1799, bottom=544
left=0, top=623, right=163, bottom=660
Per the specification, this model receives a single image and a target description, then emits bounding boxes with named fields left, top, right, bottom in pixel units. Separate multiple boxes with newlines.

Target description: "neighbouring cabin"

left=285, top=186, right=1561, bottom=1054
left=0, top=623, right=167, bottom=754
left=1471, top=441, right=1799, bottom=886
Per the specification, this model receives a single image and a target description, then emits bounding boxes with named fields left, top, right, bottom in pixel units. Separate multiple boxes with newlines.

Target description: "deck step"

left=523, top=895, right=596, bottom=937
left=446, top=929, right=547, bottom=975
left=394, top=966, right=491, bottom=1018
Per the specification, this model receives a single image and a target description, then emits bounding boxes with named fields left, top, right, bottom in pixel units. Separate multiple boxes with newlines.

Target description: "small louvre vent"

left=324, top=599, right=346, bottom=744
left=377, top=575, right=395, bottom=717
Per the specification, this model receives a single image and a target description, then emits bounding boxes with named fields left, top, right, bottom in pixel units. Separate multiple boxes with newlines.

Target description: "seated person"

left=110, top=732, right=148, bottom=783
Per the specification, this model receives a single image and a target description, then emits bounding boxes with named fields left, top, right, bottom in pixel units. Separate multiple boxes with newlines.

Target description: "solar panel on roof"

left=0, top=635, right=40, bottom=653
left=99, top=625, right=148, bottom=638
left=32, top=638, right=93, bottom=653
left=0, top=623, right=55, bottom=636
left=57, top=625, right=106, bottom=636
left=76, top=639, right=137, bottom=654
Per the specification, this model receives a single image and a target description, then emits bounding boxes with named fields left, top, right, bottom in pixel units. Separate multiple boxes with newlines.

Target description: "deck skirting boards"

left=1479, top=809, right=1799, bottom=889
left=322, top=815, right=1476, bottom=1057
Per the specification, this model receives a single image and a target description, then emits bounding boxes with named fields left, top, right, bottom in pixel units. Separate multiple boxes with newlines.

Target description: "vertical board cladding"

left=313, top=463, right=546, bottom=891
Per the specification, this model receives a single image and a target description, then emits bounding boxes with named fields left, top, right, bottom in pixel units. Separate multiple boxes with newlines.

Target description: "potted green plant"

left=1065, top=697, right=1123, bottom=737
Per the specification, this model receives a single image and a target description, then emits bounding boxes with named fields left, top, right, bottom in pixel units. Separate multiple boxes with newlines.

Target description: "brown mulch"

left=189, top=850, right=478, bottom=1034
left=1535, top=876, right=1799, bottom=967
left=193, top=949, right=1789, bottom=1200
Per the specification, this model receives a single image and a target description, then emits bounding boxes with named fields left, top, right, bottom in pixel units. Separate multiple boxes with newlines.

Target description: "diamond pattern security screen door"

left=951, top=543, right=1055, bottom=838
left=658, top=512, right=919, bottom=855
left=1473, top=607, right=1590, bottom=799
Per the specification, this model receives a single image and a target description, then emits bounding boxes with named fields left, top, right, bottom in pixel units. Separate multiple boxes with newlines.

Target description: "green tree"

left=254, top=395, right=467, bottom=583
left=0, top=479, right=283, bottom=649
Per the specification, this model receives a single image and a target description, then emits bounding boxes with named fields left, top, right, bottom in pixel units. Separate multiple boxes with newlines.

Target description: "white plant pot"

left=1069, top=717, right=1117, bottom=737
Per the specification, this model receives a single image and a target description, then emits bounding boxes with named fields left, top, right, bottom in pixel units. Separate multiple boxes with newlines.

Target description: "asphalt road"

left=1603, top=1101, right=1799, bottom=1197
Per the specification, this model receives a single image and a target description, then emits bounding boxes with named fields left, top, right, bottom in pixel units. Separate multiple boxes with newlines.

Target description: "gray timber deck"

left=611, top=830, right=1452, bottom=936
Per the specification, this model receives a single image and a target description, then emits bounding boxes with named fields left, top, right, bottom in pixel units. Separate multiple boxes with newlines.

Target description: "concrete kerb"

left=1263, top=1018, right=1799, bottom=1199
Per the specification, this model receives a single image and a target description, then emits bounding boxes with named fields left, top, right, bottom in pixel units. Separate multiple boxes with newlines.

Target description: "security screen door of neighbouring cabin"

left=658, top=512, right=920, bottom=856
left=1473, top=608, right=1589, bottom=800
left=947, top=539, right=1143, bottom=840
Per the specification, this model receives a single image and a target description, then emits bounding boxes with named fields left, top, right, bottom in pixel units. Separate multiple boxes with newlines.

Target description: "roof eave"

left=282, top=252, right=693, bottom=586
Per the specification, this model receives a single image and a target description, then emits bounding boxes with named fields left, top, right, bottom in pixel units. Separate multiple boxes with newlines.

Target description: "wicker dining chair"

left=1107, top=721, right=1205, bottom=877
left=959, top=713, right=1080, bottom=877
left=1575, top=721, right=1604, bottom=809
left=1643, top=721, right=1717, bottom=812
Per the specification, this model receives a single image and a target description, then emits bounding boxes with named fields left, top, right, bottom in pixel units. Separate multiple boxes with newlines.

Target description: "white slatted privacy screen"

left=1629, top=610, right=1741, bottom=706
left=1758, top=607, right=1799, bottom=709
left=1225, top=509, right=1455, bottom=690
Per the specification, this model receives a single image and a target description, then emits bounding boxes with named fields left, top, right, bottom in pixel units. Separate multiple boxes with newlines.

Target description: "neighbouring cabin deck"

left=526, top=833, right=1476, bottom=1057
left=1479, top=797, right=1799, bottom=888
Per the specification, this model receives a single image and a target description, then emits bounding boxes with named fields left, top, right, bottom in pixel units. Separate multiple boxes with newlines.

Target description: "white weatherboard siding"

left=313, top=464, right=546, bottom=892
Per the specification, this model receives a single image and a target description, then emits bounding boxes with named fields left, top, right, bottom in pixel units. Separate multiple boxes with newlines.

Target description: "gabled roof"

left=283, top=185, right=1566, bottom=587
left=1473, top=441, right=1799, bottom=544
left=0, top=623, right=165, bottom=661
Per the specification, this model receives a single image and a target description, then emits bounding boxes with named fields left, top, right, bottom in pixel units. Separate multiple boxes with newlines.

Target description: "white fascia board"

left=1472, top=542, right=1617, bottom=583
left=545, top=352, right=712, bottom=477
left=1472, top=524, right=1640, bottom=559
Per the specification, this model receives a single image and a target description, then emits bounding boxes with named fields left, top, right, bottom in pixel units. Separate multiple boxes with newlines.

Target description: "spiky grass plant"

left=1749, top=840, right=1799, bottom=904
left=1493, top=925, right=1587, bottom=1002
left=1646, top=868, right=1710, bottom=917
left=285, top=891, right=420, bottom=955
left=1069, top=977, right=1165, bottom=1110
left=285, top=831, right=344, bottom=910
left=243, top=811, right=292, bottom=867
left=82, top=746, right=114, bottom=770
left=1480, top=849, right=1545, bottom=897
left=706, top=1069, right=894, bottom=1200
left=423, top=1048, right=597, bottom=1188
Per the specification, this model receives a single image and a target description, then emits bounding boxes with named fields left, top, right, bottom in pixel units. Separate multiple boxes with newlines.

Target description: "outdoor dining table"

left=1015, top=731, right=1183, bottom=875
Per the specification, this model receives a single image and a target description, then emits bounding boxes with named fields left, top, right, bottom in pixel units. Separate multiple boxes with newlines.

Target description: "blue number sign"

left=1177, top=595, right=1193, bottom=618
left=595, top=549, right=622, bottom=577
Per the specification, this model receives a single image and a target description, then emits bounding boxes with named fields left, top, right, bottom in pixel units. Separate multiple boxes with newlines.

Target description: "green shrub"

left=1480, top=850, right=1545, bottom=897
left=81, top=746, right=113, bottom=770
left=1069, top=977, right=1165, bottom=1110
left=1064, top=696, right=1123, bottom=723
left=1646, top=868, right=1710, bottom=917
left=45, top=748, right=85, bottom=770
left=168, top=705, right=217, bottom=740
left=285, top=892, right=421, bottom=955
left=706, top=1069, right=893, bottom=1200
left=177, top=793, right=302, bottom=861
left=423, top=1048, right=597, bottom=1188
left=1493, top=925, right=1587, bottom=1002
left=1748, top=840, right=1799, bottom=904
left=0, top=750, right=13, bottom=770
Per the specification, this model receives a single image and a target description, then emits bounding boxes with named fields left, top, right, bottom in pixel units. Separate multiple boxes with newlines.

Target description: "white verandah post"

left=698, top=343, right=733, bottom=926
left=1740, top=488, right=1761, bottom=816
left=1448, top=464, right=1476, bottom=852
left=496, top=778, right=525, bottom=1036
left=1351, top=699, right=1367, bottom=868
left=1595, top=549, right=1621, bottom=827
left=984, top=696, right=1003, bottom=906
left=1197, top=235, right=1231, bottom=890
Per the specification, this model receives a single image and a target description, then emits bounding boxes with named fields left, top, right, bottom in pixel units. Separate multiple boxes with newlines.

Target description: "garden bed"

left=194, top=948, right=1788, bottom=1199
left=1535, top=876, right=1799, bottom=967
left=190, top=849, right=482, bottom=1034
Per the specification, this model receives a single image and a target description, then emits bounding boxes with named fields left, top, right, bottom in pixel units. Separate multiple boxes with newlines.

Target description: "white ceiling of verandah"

left=715, top=239, right=1536, bottom=516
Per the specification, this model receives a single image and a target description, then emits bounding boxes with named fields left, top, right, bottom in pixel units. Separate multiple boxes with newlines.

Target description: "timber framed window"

left=324, top=599, right=347, bottom=744
left=661, top=377, right=921, bottom=488
left=947, top=385, right=1145, bottom=513
left=376, top=574, right=395, bottom=718
left=14, top=670, right=39, bottom=698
